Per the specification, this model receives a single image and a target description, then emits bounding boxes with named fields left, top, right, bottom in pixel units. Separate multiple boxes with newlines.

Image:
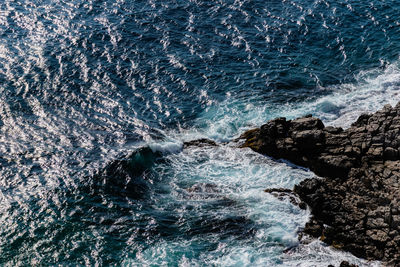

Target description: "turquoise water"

left=0, top=0, right=399, bottom=265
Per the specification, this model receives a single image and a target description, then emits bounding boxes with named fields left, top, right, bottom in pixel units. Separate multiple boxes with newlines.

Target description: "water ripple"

left=0, top=0, right=398, bottom=265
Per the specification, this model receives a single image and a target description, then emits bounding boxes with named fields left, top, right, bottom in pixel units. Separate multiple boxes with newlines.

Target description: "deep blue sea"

left=0, top=0, right=399, bottom=266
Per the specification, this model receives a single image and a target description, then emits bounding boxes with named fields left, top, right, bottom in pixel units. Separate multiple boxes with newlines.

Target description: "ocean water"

left=0, top=0, right=399, bottom=266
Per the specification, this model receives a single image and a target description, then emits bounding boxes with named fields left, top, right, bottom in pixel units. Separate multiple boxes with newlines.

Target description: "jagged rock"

left=183, top=138, right=218, bottom=148
left=303, top=217, right=324, bottom=237
left=339, top=261, right=358, bottom=267
left=264, top=188, right=307, bottom=209
left=240, top=103, right=400, bottom=265
left=327, top=262, right=358, bottom=267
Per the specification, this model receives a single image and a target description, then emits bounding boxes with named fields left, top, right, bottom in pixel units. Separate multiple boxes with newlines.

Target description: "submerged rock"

left=186, top=183, right=221, bottom=193
left=186, top=215, right=256, bottom=238
left=183, top=183, right=225, bottom=200
left=240, top=103, right=400, bottom=265
left=92, top=147, right=161, bottom=199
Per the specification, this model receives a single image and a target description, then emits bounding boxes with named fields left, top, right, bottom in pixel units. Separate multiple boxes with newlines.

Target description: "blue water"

left=0, top=0, right=399, bottom=265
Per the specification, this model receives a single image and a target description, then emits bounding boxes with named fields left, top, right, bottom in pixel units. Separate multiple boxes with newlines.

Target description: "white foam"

left=138, top=60, right=400, bottom=266
left=281, top=240, right=380, bottom=267
left=279, top=62, right=400, bottom=128
left=124, top=145, right=316, bottom=266
left=185, top=60, right=400, bottom=143
left=148, top=140, right=183, bottom=154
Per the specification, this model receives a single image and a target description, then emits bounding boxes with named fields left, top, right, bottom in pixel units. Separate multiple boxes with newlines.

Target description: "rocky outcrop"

left=240, top=103, right=400, bottom=265
left=328, top=262, right=358, bottom=267
left=264, top=188, right=307, bottom=210
left=92, top=139, right=219, bottom=200
left=92, top=147, right=161, bottom=199
left=183, top=138, right=218, bottom=148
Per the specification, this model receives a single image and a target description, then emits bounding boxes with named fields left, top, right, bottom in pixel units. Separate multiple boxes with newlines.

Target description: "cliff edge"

left=240, top=103, right=400, bottom=265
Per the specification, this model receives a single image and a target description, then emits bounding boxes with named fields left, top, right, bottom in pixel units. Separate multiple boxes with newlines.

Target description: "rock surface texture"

left=240, top=103, right=400, bottom=265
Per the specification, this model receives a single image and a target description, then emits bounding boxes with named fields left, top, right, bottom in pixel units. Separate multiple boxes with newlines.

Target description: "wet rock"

left=303, top=217, right=324, bottom=238
left=186, top=183, right=220, bottom=193
left=264, top=188, right=293, bottom=194
left=92, top=147, right=161, bottom=199
left=240, top=103, right=400, bottom=264
left=339, top=261, right=358, bottom=267
left=326, top=262, right=358, bottom=267
left=184, top=183, right=223, bottom=199
left=327, top=262, right=358, bottom=267
left=264, top=188, right=306, bottom=209
left=183, top=138, right=218, bottom=148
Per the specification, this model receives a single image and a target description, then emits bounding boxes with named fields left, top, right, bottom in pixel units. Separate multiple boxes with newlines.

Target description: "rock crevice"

left=240, top=103, right=400, bottom=264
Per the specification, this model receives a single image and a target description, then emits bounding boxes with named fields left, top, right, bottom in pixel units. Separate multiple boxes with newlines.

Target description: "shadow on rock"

left=91, top=147, right=162, bottom=200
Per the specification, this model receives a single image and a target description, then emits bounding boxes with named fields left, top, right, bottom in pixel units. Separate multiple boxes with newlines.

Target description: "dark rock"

left=183, top=138, right=218, bottom=148
left=264, top=188, right=306, bottom=209
left=384, top=147, right=398, bottom=160
left=339, top=261, right=358, bottom=267
left=325, top=126, right=344, bottom=134
left=239, top=104, right=400, bottom=264
left=92, top=147, right=161, bottom=199
left=351, top=113, right=371, bottom=127
left=264, top=188, right=293, bottom=194
left=304, top=217, right=324, bottom=237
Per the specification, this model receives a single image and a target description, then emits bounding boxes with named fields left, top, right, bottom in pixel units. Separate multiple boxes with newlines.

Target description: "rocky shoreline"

left=239, top=103, right=400, bottom=265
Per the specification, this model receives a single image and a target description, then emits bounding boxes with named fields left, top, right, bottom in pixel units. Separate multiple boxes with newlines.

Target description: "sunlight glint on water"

left=0, top=0, right=399, bottom=265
